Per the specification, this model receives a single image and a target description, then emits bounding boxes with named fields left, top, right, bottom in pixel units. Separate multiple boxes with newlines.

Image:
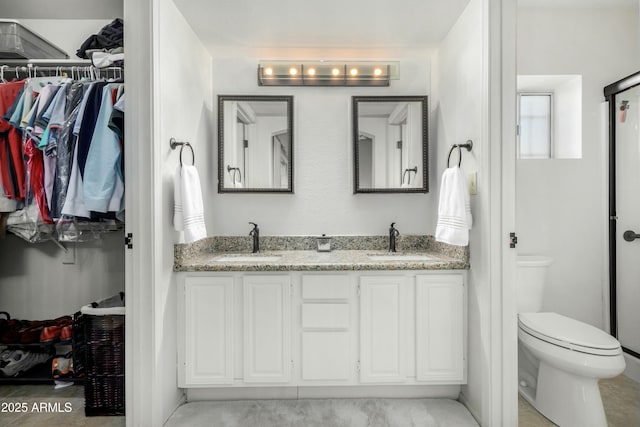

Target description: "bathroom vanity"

left=174, top=236, right=468, bottom=390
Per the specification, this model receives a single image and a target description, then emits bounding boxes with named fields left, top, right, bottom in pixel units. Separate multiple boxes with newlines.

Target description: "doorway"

left=358, top=134, right=374, bottom=188
left=605, top=71, right=640, bottom=361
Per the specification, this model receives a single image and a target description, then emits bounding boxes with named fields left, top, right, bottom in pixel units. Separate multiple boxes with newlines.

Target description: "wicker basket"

left=80, top=293, right=125, bottom=416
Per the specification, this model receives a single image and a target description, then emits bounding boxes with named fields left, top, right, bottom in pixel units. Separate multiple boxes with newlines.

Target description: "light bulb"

left=307, top=68, right=316, bottom=76
left=264, top=67, right=273, bottom=76
left=374, top=68, right=382, bottom=76
left=331, top=68, right=340, bottom=76
left=289, top=67, right=298, bottom=76
left=350, top=68, right=358, bottom=76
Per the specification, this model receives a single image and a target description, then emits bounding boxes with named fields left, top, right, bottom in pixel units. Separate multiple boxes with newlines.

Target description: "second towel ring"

left=447, top=140, right=473, bottom=167
left=170, top=137, right=195, bottom=166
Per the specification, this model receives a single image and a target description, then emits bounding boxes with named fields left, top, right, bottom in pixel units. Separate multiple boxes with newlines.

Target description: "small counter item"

left=316, top=234, right=332, bottom=252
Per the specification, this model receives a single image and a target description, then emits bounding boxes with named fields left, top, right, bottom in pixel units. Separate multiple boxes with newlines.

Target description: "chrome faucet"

left=389, top=222, right=400, bottom=253
left=249, top=222, right=260, bottom=253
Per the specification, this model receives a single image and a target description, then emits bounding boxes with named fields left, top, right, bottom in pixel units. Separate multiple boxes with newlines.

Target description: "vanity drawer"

left=302, top=275, right=350, bottom=300
left=302, top=303, right=350, bottom=329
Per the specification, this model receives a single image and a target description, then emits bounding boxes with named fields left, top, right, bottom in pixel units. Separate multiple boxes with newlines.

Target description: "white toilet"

left=517, top=255, right=626, bottom=427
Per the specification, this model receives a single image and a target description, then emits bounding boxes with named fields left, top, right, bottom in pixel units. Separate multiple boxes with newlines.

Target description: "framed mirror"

left=218, top=95, right=294, bottom=193
left=352, top=96, right=428, bottom=193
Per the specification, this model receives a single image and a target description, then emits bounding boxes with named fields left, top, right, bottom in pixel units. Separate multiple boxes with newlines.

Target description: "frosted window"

left=518, top=94, right=552, bottom=159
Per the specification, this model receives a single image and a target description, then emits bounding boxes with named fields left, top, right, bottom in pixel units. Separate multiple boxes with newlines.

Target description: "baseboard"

left=458, top=390, right=481, bottom=425
left=163, top=390, right=187, bottom=424
left=187, top=385, right=460, bottom=402
left=299, top=385, right=460, bottom=399
left=623, top=353, right=640, bottom=383
left=187, top=387, right=298, bottom=401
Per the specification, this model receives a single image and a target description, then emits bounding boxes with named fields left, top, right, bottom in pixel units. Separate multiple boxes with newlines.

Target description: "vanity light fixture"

left=257, top=61, right=399, bottom=86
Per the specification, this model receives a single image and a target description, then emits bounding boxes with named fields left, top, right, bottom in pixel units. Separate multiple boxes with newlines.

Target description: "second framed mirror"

left=353, top=95, right=428, bottom=193
left=218, top=95, right=293, bottom=193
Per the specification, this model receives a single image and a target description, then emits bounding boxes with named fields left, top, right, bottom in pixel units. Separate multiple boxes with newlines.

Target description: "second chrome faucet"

left=249, top=222, right=260, bottom=253
left=389, top=222, right=400, bottom=253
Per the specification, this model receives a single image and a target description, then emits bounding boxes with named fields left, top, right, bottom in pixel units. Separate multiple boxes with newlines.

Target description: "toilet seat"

left=518, top=312, right=621, bottom=356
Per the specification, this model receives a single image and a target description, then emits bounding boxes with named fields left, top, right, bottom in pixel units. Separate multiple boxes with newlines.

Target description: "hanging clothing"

left=0, top=81, right=26, bottom=201
left=49, top=82, right=84, bottom=219
left=83, top=83, right=124, bottom=215
left=77, top=81, right=107, bottom=179
left=0, top=67, right=125, bottom=242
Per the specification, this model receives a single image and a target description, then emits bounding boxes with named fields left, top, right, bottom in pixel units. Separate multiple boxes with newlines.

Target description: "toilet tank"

left=516, top=255, right=553, bottom=313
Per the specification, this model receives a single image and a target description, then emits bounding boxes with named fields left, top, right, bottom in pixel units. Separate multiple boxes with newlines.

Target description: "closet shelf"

left=0, top=20, right=69, bottom=60
left=0, top=340, right=71, bottom=349
left=0, top=361, right=83, bottom=385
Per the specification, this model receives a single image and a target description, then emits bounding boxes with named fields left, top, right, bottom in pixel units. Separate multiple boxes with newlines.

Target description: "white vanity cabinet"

left=178, top=276, right=235, bottom=386
left=300, top=274, right=354, bottom=383
left=177, top=270, right=466, bottom=389
left=359, top=276, right=409, bottom=383
left=415, top=274, right=465, bottom=383
left=243, top=275, right=291, bottom=383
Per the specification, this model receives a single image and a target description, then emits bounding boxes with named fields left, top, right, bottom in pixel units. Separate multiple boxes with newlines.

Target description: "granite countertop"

left=174, top=235, right=469, bottom=272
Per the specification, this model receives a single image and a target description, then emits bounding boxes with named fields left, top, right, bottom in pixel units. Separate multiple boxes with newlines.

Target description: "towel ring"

left=179, top=143, right=195, bottom=166
left=447, top=140, right=473, bottom=167
left=227, top=165, right=242, bottom=184
left=402, top=166, right=418, bottom=185
left=170, top=138, right=195, bottom=166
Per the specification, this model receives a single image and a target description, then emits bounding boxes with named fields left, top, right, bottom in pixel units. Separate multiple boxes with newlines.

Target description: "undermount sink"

left=367, top=254, right=435, bottom=262
left=214, top=255, right=282, bottom=262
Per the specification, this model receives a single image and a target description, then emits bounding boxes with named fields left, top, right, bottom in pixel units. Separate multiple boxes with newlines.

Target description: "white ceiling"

left=518, top=0, right=636, bottom=7
left=0, top=0, right=122, bottom=19
left=173, top=0, right=471, bottom=51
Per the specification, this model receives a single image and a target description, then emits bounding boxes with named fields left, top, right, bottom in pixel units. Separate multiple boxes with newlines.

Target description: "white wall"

left=554, top=76, right=582, bottom=159
left=210, top=56, right=434, bottom=236
left=17, top=19, right=115, bottom=60
left=0, top=233, right=124, bottom=319
left=431, top=0, right=487, bottom=423
left=517, top=5, right=640, bottom=328
left=155, top=0, right=215, bottom=422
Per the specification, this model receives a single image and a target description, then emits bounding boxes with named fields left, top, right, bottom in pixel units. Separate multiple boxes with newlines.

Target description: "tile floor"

left=165, top=398, right=479, bottom=427
left=0, top=384, right=124, bottom=427
left=518, top=374, right=640, bottom=427
left=0, top=374, right=636, bottom=426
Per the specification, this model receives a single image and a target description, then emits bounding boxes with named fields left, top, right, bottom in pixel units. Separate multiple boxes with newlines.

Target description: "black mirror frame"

left=218, top=95, right=294, bottom=193
left=352, top=95, right=429, bottom=193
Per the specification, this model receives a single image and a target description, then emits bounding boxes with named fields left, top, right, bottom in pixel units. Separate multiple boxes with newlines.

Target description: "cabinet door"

left=243, top=275, right=291, bottom=383
left=302, top=331, right=351, bottom=381
left=359, top=276, right=408, bottom=383
left=181, top=276, right=234, bottom=386
left=416, top=274, right=465, bottom=383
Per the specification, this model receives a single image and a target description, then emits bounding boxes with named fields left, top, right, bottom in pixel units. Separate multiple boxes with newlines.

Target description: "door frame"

left=604, top=70, right=640, bottom=359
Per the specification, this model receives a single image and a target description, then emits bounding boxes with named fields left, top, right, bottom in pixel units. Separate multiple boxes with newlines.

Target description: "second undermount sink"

left=367, top=254, right=435, bottom=262
left=214, top=255, right=282, bottom=262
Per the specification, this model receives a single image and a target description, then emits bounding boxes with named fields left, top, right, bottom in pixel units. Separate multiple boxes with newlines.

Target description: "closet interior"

left=0, top=3, right=125, bottom=418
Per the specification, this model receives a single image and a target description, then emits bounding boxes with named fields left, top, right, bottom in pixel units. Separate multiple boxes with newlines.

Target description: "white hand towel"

left=435, top=166, right=472, bottom=246
left=180, top=165, right=207, bottom=243
left=173, top=165, right=183, bottom=231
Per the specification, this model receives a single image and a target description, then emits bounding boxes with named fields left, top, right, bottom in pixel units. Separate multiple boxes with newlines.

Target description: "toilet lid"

left=519, top=312, right=621, bottom=356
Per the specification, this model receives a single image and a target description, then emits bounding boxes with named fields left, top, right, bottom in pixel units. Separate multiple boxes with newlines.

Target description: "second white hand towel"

left=435, top=166, right=472, bottom=246
left=173, top=165, right=183, bottom=231
left=180, top=164, right=207, bottom=243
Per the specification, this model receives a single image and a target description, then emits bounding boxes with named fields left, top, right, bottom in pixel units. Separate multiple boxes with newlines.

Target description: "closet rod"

left=1, top=64, right=123, bottom=80
left=0, top=65, right=122, bottom=72
left=0, top=59, right=92, bottom=66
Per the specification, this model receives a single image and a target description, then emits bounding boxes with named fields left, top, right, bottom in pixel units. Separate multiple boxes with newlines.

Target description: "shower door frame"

left=604, top=70, right=640, bottom=359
